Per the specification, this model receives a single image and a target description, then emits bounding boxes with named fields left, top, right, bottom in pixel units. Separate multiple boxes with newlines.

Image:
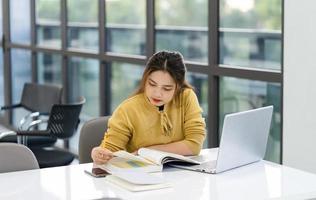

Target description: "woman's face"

left=145, top=70, right=176, bottom=106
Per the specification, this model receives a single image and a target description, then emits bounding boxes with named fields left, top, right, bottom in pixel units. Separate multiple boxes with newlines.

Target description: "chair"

left=0, top=82, right=63, bottom=146
left=0, top=143, right=39, bottom=173
left=78, top=116, right=110, bottom=164
left=16, top=97, right=85, bottom=168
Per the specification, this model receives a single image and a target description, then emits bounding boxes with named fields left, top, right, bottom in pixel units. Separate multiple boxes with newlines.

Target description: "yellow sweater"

left=100, top=88, right=206, bottom=155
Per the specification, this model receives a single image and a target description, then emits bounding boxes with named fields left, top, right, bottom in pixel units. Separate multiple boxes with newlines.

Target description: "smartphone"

left=84, top=167, right=110, bottom=178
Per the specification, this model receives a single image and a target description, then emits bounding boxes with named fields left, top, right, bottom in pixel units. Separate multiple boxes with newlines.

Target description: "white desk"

left=1, top=149, right=316, bottom=200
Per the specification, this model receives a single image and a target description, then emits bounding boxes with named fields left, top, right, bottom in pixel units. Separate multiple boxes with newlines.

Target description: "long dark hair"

left=134, top=50, right=193, bottom=97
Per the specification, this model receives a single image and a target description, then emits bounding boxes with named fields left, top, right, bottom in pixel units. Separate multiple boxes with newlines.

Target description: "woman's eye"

left=149, top=82, right=156, bottom=87
left=163, top=88, right=172, bottom=91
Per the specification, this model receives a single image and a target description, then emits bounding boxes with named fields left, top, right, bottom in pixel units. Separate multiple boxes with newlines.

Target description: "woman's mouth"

left=151, top=98, right=162, bottom=104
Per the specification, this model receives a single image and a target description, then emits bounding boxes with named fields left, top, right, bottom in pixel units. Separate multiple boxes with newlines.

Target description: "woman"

left=91, top=51, right=206, bottom=164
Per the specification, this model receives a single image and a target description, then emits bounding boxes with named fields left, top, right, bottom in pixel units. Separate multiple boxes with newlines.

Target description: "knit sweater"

left=100, top=88, right=206, bottom=155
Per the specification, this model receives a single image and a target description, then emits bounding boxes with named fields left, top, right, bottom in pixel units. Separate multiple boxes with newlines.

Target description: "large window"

left=218, top=0, right=282, bottom=162
left=1, top=0, right=283, bottom=162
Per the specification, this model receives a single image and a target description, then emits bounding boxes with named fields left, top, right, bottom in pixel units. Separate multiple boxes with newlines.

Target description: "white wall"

left=283, top=0, right=316, bottom=173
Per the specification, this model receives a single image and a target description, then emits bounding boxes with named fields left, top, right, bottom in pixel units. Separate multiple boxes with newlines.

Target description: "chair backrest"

left=0, top=143, right=39, bottom=173
left=78, top=116, right=110, bottom=164
left=21, top=83, right=63, bottom=113
left=47, top=97, right=85, bottom=139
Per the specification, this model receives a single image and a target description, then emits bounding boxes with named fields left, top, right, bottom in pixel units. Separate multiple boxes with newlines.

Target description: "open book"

left=98, top=148, right=201, bottom=173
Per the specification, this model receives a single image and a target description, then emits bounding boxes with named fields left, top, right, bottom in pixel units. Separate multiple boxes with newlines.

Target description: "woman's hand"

left=91, top=147, right=113, bottom=165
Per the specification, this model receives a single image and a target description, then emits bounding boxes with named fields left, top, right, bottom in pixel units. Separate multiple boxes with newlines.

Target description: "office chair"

left=0, top=82, right=63, bottom=146
left=78, top=116, right=110, bottom=164
left=16, top=97, right=85, bottom=168
left=0, top=143, right=39, bottom=173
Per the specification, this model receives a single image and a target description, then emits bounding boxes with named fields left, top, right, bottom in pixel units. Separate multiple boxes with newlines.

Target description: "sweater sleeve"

left=99, top=106, right=132, bottom=152
left=182, top=89, right=206, bottom=155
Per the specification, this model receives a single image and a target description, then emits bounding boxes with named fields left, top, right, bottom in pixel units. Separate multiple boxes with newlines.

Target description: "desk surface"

left=1, top=149, right=316, bottom=200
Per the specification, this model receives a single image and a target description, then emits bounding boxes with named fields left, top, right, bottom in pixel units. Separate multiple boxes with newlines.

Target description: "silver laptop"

left=169, top=106, right=273, bottom=174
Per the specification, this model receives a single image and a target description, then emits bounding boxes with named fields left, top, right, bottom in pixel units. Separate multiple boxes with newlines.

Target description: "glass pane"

left=105, top=0, right=146, bottom=55
left=0, top=0, right=2, bottom=36
left=68, top=57, right=99, bottom=117
left=11, top=49, right=32, bottom=126
left=68, top=57, right=99, bottom=155
left=155, top=0, right=208, bottom=62
left=186, top=72, right=208, bottom=147
left=110, top=62, right=143, bottom=111
left=37, top=53, right=62, bottom=84
left=219, top=0, right=282, bottom=70
left=67, top=0, right=98, bottom=51
left=36, top=0, right=61, bottom=47
left=0, top=1, right=2, bottom=111
left=10, top=0, right=31, bottom=44
left=219, top=77, right=281, bottom=163
left=0, top=51, right=3, bottom=111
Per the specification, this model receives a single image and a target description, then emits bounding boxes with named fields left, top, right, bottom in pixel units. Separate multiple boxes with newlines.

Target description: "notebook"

left=168, top=105, right=273, bottom=174
left=105, top=171, right=172, bottom=192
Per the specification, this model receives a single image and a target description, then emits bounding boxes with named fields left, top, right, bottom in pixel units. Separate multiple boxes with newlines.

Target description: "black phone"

left=84, top=167, right=110, bottom=178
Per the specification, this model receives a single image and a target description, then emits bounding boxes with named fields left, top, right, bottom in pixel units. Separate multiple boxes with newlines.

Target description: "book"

left=98, top=148, right=201, bottom=173
left=105, top=171, right=172, bottom=192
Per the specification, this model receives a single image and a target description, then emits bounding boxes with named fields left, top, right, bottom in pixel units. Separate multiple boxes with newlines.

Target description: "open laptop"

left=168, top=105, right=273, bottom=174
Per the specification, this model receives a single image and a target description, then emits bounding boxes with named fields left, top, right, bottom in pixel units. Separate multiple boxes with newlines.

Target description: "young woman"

left=91, top=51, right=206, bottom=164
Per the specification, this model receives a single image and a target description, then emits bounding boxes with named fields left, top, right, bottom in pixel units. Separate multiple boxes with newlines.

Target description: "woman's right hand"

left=91, top=147, right=113, bottom=165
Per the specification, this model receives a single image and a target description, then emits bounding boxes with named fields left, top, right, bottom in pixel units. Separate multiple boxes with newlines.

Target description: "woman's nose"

left=153, top=87, right=163, bottom=97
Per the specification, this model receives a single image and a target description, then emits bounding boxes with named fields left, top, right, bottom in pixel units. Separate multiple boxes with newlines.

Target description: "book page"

left=138, top=148, right=201, bottom=165
left=113, top=150, right=154, bottom=165
left=109, top=157, right=153, bottom=169
left=137, top=148, right=168, bottom=164
left=99, top=151, right=163, bottom=173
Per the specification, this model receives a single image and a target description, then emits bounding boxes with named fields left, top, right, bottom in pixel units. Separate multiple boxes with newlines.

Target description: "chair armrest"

left=26, top=119, right=48, bottom=131
left=0, top=131, right=16, bottom=139
left=0, top=104, right=22, bottom=111
left=16, top=130, right=51, bottom=137
left=19, top=113, right=49, bottom=131
left=19, top=112, right=40, bottom=130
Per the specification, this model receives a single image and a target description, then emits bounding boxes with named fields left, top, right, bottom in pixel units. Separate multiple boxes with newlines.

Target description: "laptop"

left=168, top=105, right=273, bottom=174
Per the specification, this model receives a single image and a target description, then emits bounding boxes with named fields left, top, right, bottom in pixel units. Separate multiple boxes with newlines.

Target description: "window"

left=68, top=57, right=99, bottom=117
left=37, top=53, right=62, bottom=84
left=0, top=0, right=3, bottom=109
left=10, top=0, right=31, bottom=44
left=2, top=0, right=283, bottom=163
left=219, top=77, right=281, bottom=162
left=110, top=62, right=144, bottom=111
left=187, top=72, right=209, bottom=147
left=219, top=0, right=282, bottom=70
left=36, top=0, right=61, bottom=48
left=0, top=51, right=3, bottom=110
left=11, top=49, right=32, bottom=127
left=156, top=0, right=208, bottom=63
left=105, top=0, right=146, bottom=55
left=67, top=0, right=98, bottom=51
